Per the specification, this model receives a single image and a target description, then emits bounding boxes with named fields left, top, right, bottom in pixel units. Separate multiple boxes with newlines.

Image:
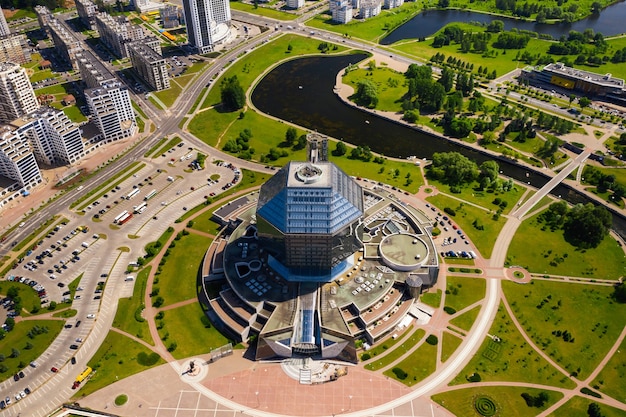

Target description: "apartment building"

left=182, top=0, right=231, bottom=53
left=0, top=62, right=39, bottom=124
left=126, top=38, right=170, bottom=91
left=0, top=7, right=10, bottom=37
left=75, top=0, right=98, bottom=30
left=0, top=124, right=42, bottom=190
left=0, top=34, right=27, bottom=64
left=95, top=12, right=147, bottom=58
left=85, top=81, right=136, bottom=142
left=48, top=17, right=83, bottom=69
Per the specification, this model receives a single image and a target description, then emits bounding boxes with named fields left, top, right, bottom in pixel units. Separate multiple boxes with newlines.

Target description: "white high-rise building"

left=21, top=107, right=84, bottom=166
left=85, top=81, right=136, bottom=142
left=0, top=62, right=39, bottom=124
left=182, top=0, right=231, bottom=54
left=0, top=8, right=10, bottom=38
left=0, top=124, right=42, bottom=189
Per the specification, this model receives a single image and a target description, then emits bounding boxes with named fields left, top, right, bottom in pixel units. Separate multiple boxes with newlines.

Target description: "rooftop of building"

left=127, top=38, right=165, bottom=62
left=0, top=61, right=21, bottom=72
left=543, top=62, right=625, bottom=88
left=77, top=50, right=115, bottom=84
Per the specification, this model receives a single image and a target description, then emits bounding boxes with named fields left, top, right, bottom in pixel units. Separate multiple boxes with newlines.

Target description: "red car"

left=71, top=381, right=80, bottom=389
left=51, top=367, right=58, bottom=373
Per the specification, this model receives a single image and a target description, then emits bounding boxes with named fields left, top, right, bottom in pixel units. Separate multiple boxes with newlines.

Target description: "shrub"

left=361, top=353, right=371, bottom=361
left=580, top=387, right=602, bottom=398
left=392, top=367, right=408, bottom=380
left=443, top=306, right=457, bottom=314
left=137, top=352, right=160, bottom=366
left=426, top=335, right=439, bottom=345
left=115, top=394, right=128, bottom=406
left=444, top=207, right=456, bottom=216
left=474, top=395, right=496, bottom=416
left=167, top=342, right=178, bottom=352
left=468, top=372, right=482, bottom=382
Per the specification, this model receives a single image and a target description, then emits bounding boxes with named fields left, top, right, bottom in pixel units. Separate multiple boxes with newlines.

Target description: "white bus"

left=133, top=202, right=147, bottom=214
left=114, top=210, right=129, bottom=223
left=144, top=189, right=157, bottom=201
left=126, top=189, right=140, bottom=200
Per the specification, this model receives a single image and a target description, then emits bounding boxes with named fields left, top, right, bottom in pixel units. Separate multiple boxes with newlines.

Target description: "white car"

left=76, top=338, right=83, bottom=343
left=19, top=391, right=26, bottom=399
left=86, top=314, right=95, bottom=319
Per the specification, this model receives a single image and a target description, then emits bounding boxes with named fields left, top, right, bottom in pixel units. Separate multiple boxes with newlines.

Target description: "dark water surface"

left=251, top=54, right=626, bottom=238
left=381, top=1, right=626, bottom=44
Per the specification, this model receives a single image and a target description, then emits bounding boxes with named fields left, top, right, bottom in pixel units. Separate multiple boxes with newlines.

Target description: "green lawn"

left=199, top=34, right=347, bottom=110
left=591, top=335, right=626, bottom=402
left=306, top=3, right=423, bottom=43
left=0, top=320, right=64, bottom=380
left=441, top=331, right=463, bottom=363
left=0, top=281, right=42, bottom=314
left=342, top=65, right=407, bottom=113
left=549, top=396, right=626, bottom=417
left=157, top=302, right=231, bottom=359
left=229, top=2, right=298, bottom=20
left=451, top=302, right=575, bottom=388
left=188, top=107, right=240, bottom=147
left=331, top=154, right=424, bottom=192
left=445, top=276, right=486, bottom=312
left=383, top=336, right=437, bottom=386
left=81, top=331, right=165, bottom=397
left=503, top=279, right=626, bottom=380
left=506, top=209, right=626, bottom=279
left=152, top=81, right=183, bottom=108
left=449, top=305, right=481, bottom=332
left=426, top=177, right=526, bottom=216
left=155, top=232, right=208, bottom=307
left=426, top=193, right=506, bottom=258
left=420, top=288, right=442, bottom=308
left=365, top=328, right=425, bottom=371
left=433, top=386, right=563, bottom=417
left=360, top=325, right=414, bottom=361
left=112, top=266, right=154, bottom=345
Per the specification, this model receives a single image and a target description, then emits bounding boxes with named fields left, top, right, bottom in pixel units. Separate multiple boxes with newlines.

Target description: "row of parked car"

left=0, top=387, right=31, bottom=409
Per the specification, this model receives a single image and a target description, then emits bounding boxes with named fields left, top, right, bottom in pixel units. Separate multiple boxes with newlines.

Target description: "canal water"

left=380, top=1, right=626, bottom=44
left=250, top=54, right=626, bottom=237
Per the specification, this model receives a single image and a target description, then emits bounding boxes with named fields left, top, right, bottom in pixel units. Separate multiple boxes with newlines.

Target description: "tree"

left=438, top=67, right=454, bottom=92
left=10, top=348, right=20, bottom=358
left=333, top=141, right=347, bottom=156
left=587, top=402, right=604, bottom=417
left=591, top=1, right=602, bottom=14
left=479, top=160, right=499, bottom=183
left=579, top=96, right=591, bottom=110
left=355, top=79, right=378, bottom=108
left=285, top=127, right=297, bottom=146
left=7, top=286, right=19, bottom=299
left=220, top=76, right=245, bottom=111
left=486, top=20, right=504, bottom=33
left=563, top=203, right=611, bottom=248
left=427, top=152, right=479, bottom=186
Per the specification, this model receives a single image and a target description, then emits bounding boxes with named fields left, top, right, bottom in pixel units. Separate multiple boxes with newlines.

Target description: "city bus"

left=75, top=366, right=92, bottom=383
left=113, top=211, right=129, bottom=224
left=144, top=189, right=157, bottom=201
left=126, top=189, right=140, bottom=200
left=133, top=202, right=147, bottom=214
left=117, top=212, right=133, bottom=225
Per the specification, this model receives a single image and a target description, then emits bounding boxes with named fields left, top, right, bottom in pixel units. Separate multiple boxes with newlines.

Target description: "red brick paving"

left=204, top=363, right=412, bottom=416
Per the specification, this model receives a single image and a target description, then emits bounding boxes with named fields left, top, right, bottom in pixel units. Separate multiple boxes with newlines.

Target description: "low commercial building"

left=126, top=38, right=170, bottom=91
left=160, top=4, right=185, bottom=29
left=521, top=62, right=626, bottom=105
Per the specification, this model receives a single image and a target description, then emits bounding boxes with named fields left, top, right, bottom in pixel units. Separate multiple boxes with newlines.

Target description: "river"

left=380, top=1, right=626, bottom=44
left=250, top=54, right=626, bottom=238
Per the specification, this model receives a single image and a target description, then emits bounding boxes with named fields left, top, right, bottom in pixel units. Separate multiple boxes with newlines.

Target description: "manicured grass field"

left=383, top=336, right=437, bottom=385
left=157, top=302, right=231, bottom=359
left=342, top=65, right=407, bottom=113
left=420, top=288, right=442, bottom=308
left=445, top=276, right=486, bottom=312
left=188, top=107, right=239, bottom=147
left=451, top=302, right=575, bottom=388
left=81, top=331, right=165, bottom=397
left=433, top=386, right=563, bottom=417
left=360, top=325, right=414, bottom=361
left=306, top=3, right=423, bottom=43
left=0, top=320, right=64, bottom=380
left=229, top=2, right=298, bottom=20
left=332, top=155, right=424, bottom=192
left=592, top=335, right=626, bottom=402
left=155, top=232, right=208, bottom=307
left=549, top=396, right=626, bottom=417
left=441, top=331, right=463, bottom=363
left=113, top=266, right=154, bottom=345
left=426, top=177, right=526, bottom=216
left=426, top=193, right=506, bottom=258
left=0, top=281, right=42, bottom=314
left=503, top=279, right=626, bottom=380
left=448, top=305, right=481, bottom=332
left=506, top=209, right=626, bottom=279
left=365, top=328, right=425, bottom=371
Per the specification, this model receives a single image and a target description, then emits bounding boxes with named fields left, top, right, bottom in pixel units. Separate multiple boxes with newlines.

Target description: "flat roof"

left=544, top=63, right=624, bottom=88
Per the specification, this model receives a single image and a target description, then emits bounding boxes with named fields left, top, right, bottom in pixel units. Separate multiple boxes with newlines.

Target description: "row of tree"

left=538, top=201, right=611, bottom=248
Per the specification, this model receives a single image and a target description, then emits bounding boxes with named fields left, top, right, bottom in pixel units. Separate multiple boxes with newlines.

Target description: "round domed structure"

left=379, top=234, right=428, bottom=272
